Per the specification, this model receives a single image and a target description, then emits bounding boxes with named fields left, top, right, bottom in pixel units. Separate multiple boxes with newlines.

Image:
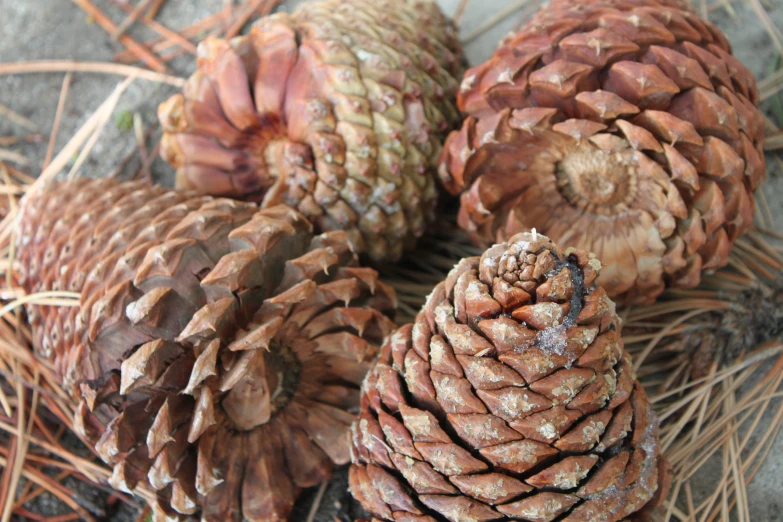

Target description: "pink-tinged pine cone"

left=15, top=178, right=397, bottom=521
left=439, top=0, right=765, bottom=305
left=350, top=230, right=670, bottom=521
left=159, top=0, right=464, bottom=262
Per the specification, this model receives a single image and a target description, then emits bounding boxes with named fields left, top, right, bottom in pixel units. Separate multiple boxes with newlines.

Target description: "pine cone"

left=15, top=178, right=397, bottom=521
left=350, top=231, right=669, bottom=521
left=625, top=231, right=783, bottom=380
left=159, top=0, right=464, bottom=262
left=439, top=0, right=765, bottom=304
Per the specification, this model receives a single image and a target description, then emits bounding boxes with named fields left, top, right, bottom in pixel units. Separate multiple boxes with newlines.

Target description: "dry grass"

left=0, top=0, right=781, bottom=520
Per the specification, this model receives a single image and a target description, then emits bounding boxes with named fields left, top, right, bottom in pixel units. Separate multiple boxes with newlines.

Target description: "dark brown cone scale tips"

left=159, top=0, right=464, bottom=262
left=350, top=231, right=669, bottom=522
left=14, top=179, right=397, bottom=521
left=439, top=0, right=765, bottom=305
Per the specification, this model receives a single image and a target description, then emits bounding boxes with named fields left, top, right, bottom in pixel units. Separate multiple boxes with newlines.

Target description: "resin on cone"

left=350, top=231, right=670, bottom=521
left=159, top=0, right=464, bottom=262
left=439, top=0, right=765, bottom=304
left=15, top=179, right=397, bottom=521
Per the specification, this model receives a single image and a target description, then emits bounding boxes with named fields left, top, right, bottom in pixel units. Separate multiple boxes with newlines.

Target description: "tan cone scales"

left=439, top=0, right=765, bottom=305
left=350, top=231, right=669, bottom=521
left=15, top=178, right=397, bottom=521
left=159, top=0, right=464, bottom=262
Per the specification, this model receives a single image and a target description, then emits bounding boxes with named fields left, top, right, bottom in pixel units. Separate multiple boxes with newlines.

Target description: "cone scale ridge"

left=350, top=231, right=669, bottom=521
left=15, top=178, right=397, bottom=521
left=159, top=0, right=465, bottom=262
left=439, top=0, right=765, bottom=304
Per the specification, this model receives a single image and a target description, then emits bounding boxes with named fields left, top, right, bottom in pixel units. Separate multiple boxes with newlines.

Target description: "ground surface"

left=1, top=0, right=782, bottom=521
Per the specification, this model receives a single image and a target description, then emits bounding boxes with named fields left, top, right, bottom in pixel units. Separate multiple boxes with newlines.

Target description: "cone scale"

left=159, top=0, right=464, bottom=262
left=15, top=179, right=397, bottom=521
left=350, top=231, right=669, bottom=521
left=439, top=0, right=765, bottom=305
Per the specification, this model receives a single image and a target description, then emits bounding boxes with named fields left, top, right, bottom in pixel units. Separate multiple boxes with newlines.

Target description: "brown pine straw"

left=220, top=0, right=284, bottom=40
left=112, top=0, right=157, bottom=40
left=0, top=104, right=39, bottom=133
left=112, top=0, right=197, bottom=54
left=0, top=45, right=202, bottom=512
left=0, top=60, right=185, bottom=87
left=42, top=73, right=71, bottom=171
left=0, top=150, right=29, bottom=166
left=748, top=0, right=783, bottom=57
left=224, top=0, right=235, bottom=32
left=620, top=228, right=783, bottom=522
left=453, top=0, right=471, bottom=25
left=0, top=136, right=44, bottom=147
left=71, top=0, right=168, bottom=73
left=145, top=0, right=167, bottom=21
left=67, top=76, right=136, bottom=180
left=160, top=27, right=226, bottom=65
left=110, top=0, right=282, bottom=67
left=0, top=78, right=162, bottom=520
left=134, top=113, right=152, bottom=182
left=113, top=10, right=228, bottom=64
left=226, top=0, right=267, bottom=38
left=304, top=481, right=328, bottom=522
left=0, top=58, right=191, bottom=518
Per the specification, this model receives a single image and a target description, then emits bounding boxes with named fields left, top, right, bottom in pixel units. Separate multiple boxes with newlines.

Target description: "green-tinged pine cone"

left=350, top=231, right=670, bottom=521
left=159, top=0, right=464, bottom=262
left=439, top=0, right=765, bottom=305
left=15, top=178, right=397, bottom=521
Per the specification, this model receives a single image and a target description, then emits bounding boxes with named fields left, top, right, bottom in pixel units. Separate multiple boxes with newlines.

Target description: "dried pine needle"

left=0, top=61, right=184, bottom=87
left=71, top=0, right=168, bottom=73
left=0, top=60, right=163, bottom=521
left=66, top=76, right=135, bottom=180
left=43, top=73, right=72, bottom=171
left=453, top=0, right=471, bottom=25
left=112, top=0, right=157, bottom=40
left=113, top=0, right=197, bottom=54
left=0, top=104, right=38, bottom=133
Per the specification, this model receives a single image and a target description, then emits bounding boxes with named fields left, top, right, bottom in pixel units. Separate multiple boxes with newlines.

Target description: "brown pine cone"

left=15, top=178, right=397, bottom=521
left=439, top=0, right=765, bottom=304
left=159, top=0, right=464, bottom=262
left=350, top=231, right=669, bottom=521
left=624, top=230, right=783, bottom=380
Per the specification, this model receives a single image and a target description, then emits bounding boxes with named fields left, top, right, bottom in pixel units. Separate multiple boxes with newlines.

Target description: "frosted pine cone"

left=439, top=0, right=765, bottom=304
left=350, top=231, right=669, bottom=521
left=159, top=0, right=464, bottom=262
left=15, top=179, right=396, bottom=521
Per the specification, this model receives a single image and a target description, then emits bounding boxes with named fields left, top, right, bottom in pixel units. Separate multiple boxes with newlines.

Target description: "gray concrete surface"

left=1, top=0, right=782, bottom=520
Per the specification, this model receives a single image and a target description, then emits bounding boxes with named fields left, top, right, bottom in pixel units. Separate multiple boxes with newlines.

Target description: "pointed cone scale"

left=350, top=231, right=668, bottom=521
left=15, top=177, right=396, bottom=521
left=438, top=0, right=764, bottom=306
